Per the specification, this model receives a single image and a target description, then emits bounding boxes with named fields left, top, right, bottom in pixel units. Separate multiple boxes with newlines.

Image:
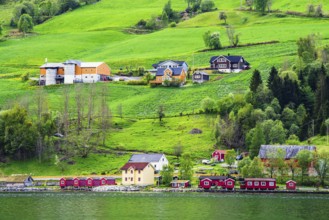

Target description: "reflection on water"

left=0, top=192, right=329, bottom=220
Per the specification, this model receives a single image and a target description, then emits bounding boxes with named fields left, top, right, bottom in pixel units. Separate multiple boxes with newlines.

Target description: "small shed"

left=286, top=180, right=296, bottom=190
left=105, top=177, right=116, bottom=185
left=59, top=178, right=66, bottom=188
left=212, top=150, right=227, bottom=161
left=24, top=176, right=34, bottom=187
left=66, top=178, right=74, bottom=187
left=171, top=180, right=190, bottom=188
left=224, top=178, right=235, bottom=189
left=199, top=178, right=212, bottom=189
left=73, top=177, right=80, bottom=188
left=87, top=177, right=93, bottom=187
left=92, top=178, right=102, bottom=187
left=79, top=178, right=88, bottom=187
left=192, top=71, right=209, bottom=83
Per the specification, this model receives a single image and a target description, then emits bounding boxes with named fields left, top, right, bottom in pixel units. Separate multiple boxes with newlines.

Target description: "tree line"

left=0, top=84, right=111, bottom=166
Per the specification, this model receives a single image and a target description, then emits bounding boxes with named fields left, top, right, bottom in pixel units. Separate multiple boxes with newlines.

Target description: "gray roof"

left=259, top=145, right=316, bottom=159
left=152, top=60, right=187, bottom=68
left=156, top=67, right=184, bottom=76
left=210, top=55, right=249, bottom=65
left=40, top=63, right=64, bottom=68
left=63, top=60, right=82, bottom=66
left=193, top=71, right=209, bottom=76
left=129, top=154, right=165, bottom=163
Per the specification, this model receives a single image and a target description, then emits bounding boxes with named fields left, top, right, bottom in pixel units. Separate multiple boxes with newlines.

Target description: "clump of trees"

left=203, top=30, right=221, bottom=49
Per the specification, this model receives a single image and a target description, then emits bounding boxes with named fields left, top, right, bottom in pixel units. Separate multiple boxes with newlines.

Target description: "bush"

left=21, top=73, right=29, bottom=82
left=170, top=22, right=176, bottom=27
left=201, top=0, right=215, bottom=12
left=203, top=31, right=221, bottom=49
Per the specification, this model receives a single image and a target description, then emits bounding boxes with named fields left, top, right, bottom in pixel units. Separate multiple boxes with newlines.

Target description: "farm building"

left=209, top=55, right=250, bottom=73
left=286, top=180, right=297, bottom=190
left=39, top=59, right=111, bottom=85
left=121, top=162, right=155, bottom=186
left=199, top=176, right=228, bottom=189
left=212, top=150, right=226, bottom=161
left=258, top=145, right=316, bottom=162
left=171, top=180, right=190, bottom=188
left=192, top=71, right=209, bottom=83
left=128, top=154, right=168, bottom=172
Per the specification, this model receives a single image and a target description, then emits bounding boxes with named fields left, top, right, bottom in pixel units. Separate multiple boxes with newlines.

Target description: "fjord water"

left=0, top=192, right=328, bottom=219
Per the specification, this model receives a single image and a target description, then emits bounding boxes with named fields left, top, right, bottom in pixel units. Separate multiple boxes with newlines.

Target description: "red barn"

left=92, top=178, right=102, bottom=187
left=199, top=176, right=228, bottom=189
left=212, top=150, right=226, bottom=161
left=87, top=178, right=93, bottom=188
left=286, top=180, right=296, bottom=190
left=59, top=178, right=66, bottom=188
left=73, top=178, right=80, bottom=188
left=171, top=180, right=190, bottom=188
left=224, top=178, right=235, bottom=190
left=240, top=178, right=276, bottom=190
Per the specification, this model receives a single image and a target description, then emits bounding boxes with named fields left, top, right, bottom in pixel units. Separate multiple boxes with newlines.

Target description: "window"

left=218, top=64, right=227, bottom=68
left=254, top=182, right=259, bottom=186
left=138, top=178, right=141, bottom=182
left=91, top=76, right=93, bottom=78
left=261, top=182, right=266, bottom=186
left=61, top=180, right=65, bottom=184
left=154, top=165, right=157, bottom=168
left=138, top=170, right=141, bottom=174
left=125, top=170, right=127, bottom=174
left=289, top=182, right=294, bottom=187
left=233, top=64, right=238, bottom=68
left=227, top=181, right=232, bottom=186
left=131, top=170, right=133, bottom=174
left=125, top=178, right=127, bottom=181
left=247, top=181, right=252, bottom=186
left=85, top=76, right=87, bottom=78
left=269, top=182, right=274, bottom=186
left=219, top=58, right=226, bottom=62
left=131, top=178, right=133, bottom=181
left=204, top=181, right=209, bottom=186
left=162, top=158, right=164, bottom=161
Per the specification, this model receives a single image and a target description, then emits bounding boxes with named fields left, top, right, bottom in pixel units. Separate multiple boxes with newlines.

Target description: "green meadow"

left=1, top=0, right=329, bottom=175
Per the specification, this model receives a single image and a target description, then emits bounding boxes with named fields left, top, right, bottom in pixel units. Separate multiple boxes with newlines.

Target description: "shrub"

left=21, top=73, right=29, bottom=82
left=201, top=0, right=215, bottom=12
left=203, top=31, right=221, bottom=49
left=170, top=22, right=176, bottom=27
left=127, top=80, right=148, bottom=85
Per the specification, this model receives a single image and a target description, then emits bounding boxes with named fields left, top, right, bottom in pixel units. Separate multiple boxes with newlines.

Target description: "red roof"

left=244, top=178, right=276, bottom=182
left=213, top=150, right=227, bottom=154
left=120, top=162, right=150, bottom=170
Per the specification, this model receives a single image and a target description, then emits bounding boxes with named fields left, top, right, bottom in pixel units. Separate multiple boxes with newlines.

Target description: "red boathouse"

left=286, top=180, right=297, bottom=190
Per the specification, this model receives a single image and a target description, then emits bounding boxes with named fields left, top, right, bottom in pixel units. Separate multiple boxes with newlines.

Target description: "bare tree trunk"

left=87, top=84, right=96, bottom=129
left=99, top=85, right=111, bottom=147
left=35, top=88, right=48, bottom=162
left=75, top=84, right=84, bottom=134
left=63, top=86, right=70, bottom=137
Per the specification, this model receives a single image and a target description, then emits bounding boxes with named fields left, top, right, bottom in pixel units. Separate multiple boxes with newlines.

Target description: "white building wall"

left=64, top=64, right=75, bottom=84
left=82, top=74, right=100, bottom=83
left=45, top=69, right=57, bottom=85
left=150, top=155, right=169, bottom=171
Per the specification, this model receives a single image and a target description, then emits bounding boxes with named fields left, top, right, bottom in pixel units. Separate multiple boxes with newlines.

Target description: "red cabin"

left=105, top=177, right=116, bottom=185
left=87, top=178, right=93, bottom=188
left=212, top=150, right=226, bottom=161
left=73, top=178, right=80, bottom=188
left=59, top=178, right=66, bottom=188
left=65, top=178, right=74, bottom=187
left=171, top=180, right=190, bottom=188
left=79, top=178, right=88, bottom=187
left=286, top=180, right=296, bottom=190
left=224, top=178, right=235, bottom=190
left=100, top=178, right=107, bottom=186
left=92, top=178, right=102, bottom=187
left=199, top=176, right=227, bottom=189
left=240, top=178, right=276, bottom=190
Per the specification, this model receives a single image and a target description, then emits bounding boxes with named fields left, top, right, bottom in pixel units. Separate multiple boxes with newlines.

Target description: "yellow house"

left=152, top=67, right=186, bottom=85
left=120, top=162, right=155, bottom=186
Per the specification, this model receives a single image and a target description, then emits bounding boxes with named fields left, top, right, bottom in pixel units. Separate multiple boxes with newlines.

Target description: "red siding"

left=73, top=178, right=80, bottom=188
left=59, top=178, right=66, bottom=188
left=286, top=180, right=296, bottom=190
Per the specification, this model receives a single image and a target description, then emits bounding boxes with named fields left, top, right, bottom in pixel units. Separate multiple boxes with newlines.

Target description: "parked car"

left=202, top=159, right=211, bottom=165
left=236, top=155, right=243, bottom=160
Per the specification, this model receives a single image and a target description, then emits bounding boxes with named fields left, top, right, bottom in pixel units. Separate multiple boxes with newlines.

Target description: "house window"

left=204, top=181, right=209, bottom=186
left=154, top=165, right=157, bottom=168
left=254, top=182, right=259, bottom=186
left=261, top=182, right=266, bottom=186
left=125, top=178, right=127, bottom=181
left=91, top=76, right=93, bottom=78
left=131, top=177, right=133, bottom=181
left=138, top=178, right=141, bottom=182
left=125, top=170, right=127, bottom=174
left=247, top=181, right=252, bottom=186
left=269, top=182, right=274, bottom=186
left=85, top=76, right=87, bottom=78
left=138, top=170, right=141, bottom=174
left=227, top=181, right=232, bottom=186
left=131, top=170, right=133, bottom=174
left=233, top=64, right=238, bottom=68
left=162, top=158, right=164, bottom=161
left=218, top=64, right=227, bottom=68
left=289, top=183, right=294, bottom=187
left=219, top=58, right=226, bottom=62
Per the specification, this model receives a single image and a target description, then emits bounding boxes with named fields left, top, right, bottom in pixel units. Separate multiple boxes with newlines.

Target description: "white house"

left=128, top=154, right=169, bottom=172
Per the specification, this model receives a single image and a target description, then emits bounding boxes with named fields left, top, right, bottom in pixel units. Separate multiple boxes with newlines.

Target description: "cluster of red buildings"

left=198, top=176, right=235, bottom=190
left=60, top=177, right=116, bottom=188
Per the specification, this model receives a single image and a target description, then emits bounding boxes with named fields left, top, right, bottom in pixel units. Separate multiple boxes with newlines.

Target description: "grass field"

left=1, top=0, right=329, bottom=175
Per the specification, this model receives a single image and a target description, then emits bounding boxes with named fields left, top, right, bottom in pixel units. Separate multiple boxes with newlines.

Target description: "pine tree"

left=267, top=67, right=282, bottom=104
left=250, top=69, right=262, bottom=93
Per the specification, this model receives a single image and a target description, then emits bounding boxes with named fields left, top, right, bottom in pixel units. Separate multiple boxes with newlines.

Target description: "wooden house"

left=79, top=178, right=88, bottom=187
left=240, top=178, right=276, bottom=190
left=121, top=162, right=155, bottom=186
left=212, top=150, right=226, bottom=161
left=60, top=178, right=66, bottom=188
left=105, top=177, right=117, bottom=185
left=128, top=153, right=169, bottom=172
left=286, top=180, right=297, bottom=190
left=73, top=177, right=80, bottom=188
left=225, top=178, right=235, bottom=190
left=192, top=71, right=209, bottom=83
left=199, top=176, right=228, bottom=189
left=40, top=59, right=111, bottom=85
left=92, top=178, right=102, bottom=187
left=152, top=60, right=188, bottom=73
left=209, top=55, right=250, bottom=73
left=171, top=180, right=190, bottom=188
left=87, top=177, right=93, bottom=187
left=150, top=60, right=188, bottom=85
